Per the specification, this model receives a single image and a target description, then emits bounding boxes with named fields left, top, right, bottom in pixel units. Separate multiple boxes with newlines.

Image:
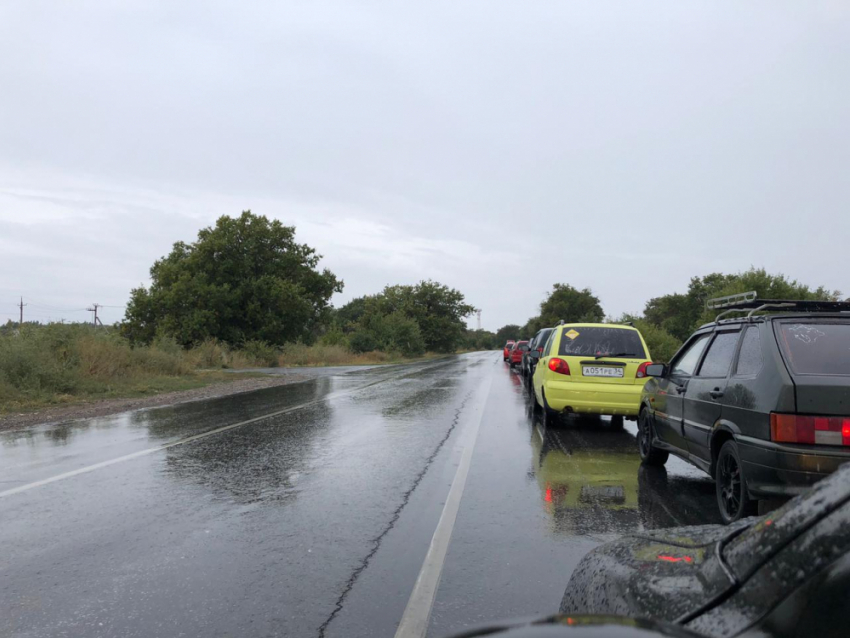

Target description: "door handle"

left=710, top=389, right=724, bottom=399
left=675, top=385, right=687, bottom=394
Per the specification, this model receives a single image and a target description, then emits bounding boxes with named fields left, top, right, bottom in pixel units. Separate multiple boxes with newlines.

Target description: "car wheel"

left=637, top=409, right=668, bottom=466
left=531, top=380, right=542, bottom=412
left=716, top=440, right=757, bottom=524
left=541, top=391, right=559, bottom=428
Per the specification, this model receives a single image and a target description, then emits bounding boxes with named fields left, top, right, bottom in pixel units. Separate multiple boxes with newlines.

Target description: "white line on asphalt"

left=394, top=366, right=494, bottom=638
left=0, top=378, right=393, bottom=500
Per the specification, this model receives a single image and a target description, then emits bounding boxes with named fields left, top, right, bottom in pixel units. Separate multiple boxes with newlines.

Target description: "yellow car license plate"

left=582, top=366, right=624, bottom=378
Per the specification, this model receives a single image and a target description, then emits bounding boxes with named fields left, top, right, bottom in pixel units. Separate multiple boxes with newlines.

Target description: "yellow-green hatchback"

left=531, top=323, right=653, bottom=424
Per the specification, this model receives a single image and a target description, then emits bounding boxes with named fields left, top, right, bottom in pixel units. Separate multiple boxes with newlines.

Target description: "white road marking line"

left=0, top=378, right=390, bottom=500
left=394, top=367, right=494, bottom=638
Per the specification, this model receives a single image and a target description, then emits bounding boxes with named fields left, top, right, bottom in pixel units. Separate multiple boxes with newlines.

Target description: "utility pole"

left=18, top=297, right=26, bottom=327
left=476, top=310, right=482, bottom=331
left=86, top=303, right=102, bottom=327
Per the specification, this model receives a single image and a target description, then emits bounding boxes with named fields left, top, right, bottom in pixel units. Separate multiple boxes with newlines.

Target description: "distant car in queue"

left=508, top=340, right=529, bottom=368
left=529, top=323, right=652, bottom=428
left=521, top=327, right=554, bottom=386
left=559, top=462, right=850, bottom=638
left=637, top=294, right=850, bottom=523
left=503, top=340, right=515, bottom=361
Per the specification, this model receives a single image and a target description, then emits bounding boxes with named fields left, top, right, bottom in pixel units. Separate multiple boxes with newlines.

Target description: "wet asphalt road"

left=0, top=352, right=722, bottom=638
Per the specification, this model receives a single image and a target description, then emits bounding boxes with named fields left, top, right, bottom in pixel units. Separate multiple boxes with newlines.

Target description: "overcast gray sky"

left=2, top=1, right=848, bottom=330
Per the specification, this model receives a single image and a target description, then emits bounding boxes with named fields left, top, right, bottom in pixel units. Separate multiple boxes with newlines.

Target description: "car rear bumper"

left=737, top=436, right=850, bottom=498
left=544, top=380, right=643, bottom=416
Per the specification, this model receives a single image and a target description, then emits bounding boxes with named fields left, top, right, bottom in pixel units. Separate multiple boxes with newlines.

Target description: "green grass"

left=0, top=323, right=448, bottom=414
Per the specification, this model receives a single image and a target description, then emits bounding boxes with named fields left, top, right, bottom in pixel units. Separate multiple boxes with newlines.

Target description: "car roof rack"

left=706, top=291, right=850, bottom=324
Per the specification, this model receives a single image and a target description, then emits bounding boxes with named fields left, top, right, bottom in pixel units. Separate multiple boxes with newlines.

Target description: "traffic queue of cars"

left=502, top=293, right=850, bottom=524
left=484, top=294, right=850, bottom=638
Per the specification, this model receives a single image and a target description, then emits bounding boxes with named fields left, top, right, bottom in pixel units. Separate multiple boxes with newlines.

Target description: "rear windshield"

left=558, top=327, right=646, bottom=358
left=777, top=322, right=850, bottom=375
left=517, top=343, right=529, bottom=351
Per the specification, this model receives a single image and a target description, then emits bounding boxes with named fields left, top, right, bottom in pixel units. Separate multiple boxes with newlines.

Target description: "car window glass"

left=543, top=333, right=555, bottom=356
left=670, top=334, right=710, bottom=377
left=735, top=327, right=763, bottom=376
left=777, top=322, right=850, bottom=375
left=556, top=327, right=647, bottom=358
left=697, top=332, right=739, bottom=378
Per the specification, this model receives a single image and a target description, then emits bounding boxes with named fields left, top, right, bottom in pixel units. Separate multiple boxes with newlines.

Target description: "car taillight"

left=636, top=361, right=652, bottom=378
left=537, top=347, right=543, bottom=354
left=548, top=358, right=570, bottom=375
left=770, top=413, right=850, bottom=446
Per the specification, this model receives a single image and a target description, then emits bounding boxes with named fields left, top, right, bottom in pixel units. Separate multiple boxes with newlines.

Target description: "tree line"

left=488, top=269, right=840, bottom=361
left=121, top=212, right=477, bottom=357
left=70, top=211, right=845, bottom=363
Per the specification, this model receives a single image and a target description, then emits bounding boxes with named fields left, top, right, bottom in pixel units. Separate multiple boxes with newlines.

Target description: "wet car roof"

left=697, top=312, right=850, bottom=331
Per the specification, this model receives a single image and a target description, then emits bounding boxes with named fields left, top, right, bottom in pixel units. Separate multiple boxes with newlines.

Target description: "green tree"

left=333, top=295, right=372, bottom=332
left=122, top=211, right=343, bottom=346
left=463, top=329, right=498, bottom=350
left=367, top=280, right=476, bottom=353
left=611, top=314, right=683, bottom=363
left=644, top=268, right=840, bottom=341
left=536, top=284, right=604, bottom=326
left=349, top=310, right=425, bottom=356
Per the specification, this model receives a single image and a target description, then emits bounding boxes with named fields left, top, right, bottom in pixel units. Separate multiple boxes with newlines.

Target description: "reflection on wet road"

left=1, top=354, right=721, bottom=637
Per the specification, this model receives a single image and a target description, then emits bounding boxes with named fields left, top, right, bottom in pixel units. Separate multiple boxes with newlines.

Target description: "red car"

left=502, top=340, right=515, bottom=361
left=509, top=340, right=529, bottom=367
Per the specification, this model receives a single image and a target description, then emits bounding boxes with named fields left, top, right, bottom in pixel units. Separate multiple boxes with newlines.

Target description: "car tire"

left=541, top=391, right=559, bottom=428
left=715, top=440, right=758, bottom=524
left=637, top=409, right=668, bottom=467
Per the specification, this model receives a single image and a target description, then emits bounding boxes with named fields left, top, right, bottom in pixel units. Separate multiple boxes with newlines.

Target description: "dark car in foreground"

left=637, top=294, right=850, bottom=522
left=447, top=615, right=704, bottom=637
left=560, top=462, right=850, bottom=638
left=521, top=327, right=554, bottom=387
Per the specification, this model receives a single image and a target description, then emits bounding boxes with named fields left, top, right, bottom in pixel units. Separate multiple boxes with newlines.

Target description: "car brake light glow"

left=770, top=413, right=850, bottom=446
left=548, top=358, right=570, bottom=375
left=636, top=361, right=652, bottom=378
left=657, top=555, right=693, bottom=563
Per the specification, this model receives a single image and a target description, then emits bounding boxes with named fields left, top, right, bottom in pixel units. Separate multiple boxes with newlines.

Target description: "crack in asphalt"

left=316, top=390, right=475, bottom=638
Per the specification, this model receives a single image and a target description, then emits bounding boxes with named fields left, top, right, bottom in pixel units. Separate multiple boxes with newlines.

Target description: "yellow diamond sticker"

left=564, top=329, right=580, bottom=340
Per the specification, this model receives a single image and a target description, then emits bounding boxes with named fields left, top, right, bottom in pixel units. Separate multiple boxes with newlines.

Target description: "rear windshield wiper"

left=594, top=352, right=636, bottom=359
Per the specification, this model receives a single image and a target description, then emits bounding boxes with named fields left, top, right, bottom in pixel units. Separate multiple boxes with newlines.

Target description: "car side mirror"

left=528, top=351, right=540, bottom=360
left=646, top=363, right=667, bottom=378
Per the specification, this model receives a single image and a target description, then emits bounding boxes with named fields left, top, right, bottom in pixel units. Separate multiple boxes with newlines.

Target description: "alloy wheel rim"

left=639, top=416, right=651, bottom=456
left=719, top=453, right=741, bottom=517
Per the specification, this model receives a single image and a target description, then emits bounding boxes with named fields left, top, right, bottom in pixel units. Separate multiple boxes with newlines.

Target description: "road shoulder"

left=0, top=374, right=308, bottom=433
